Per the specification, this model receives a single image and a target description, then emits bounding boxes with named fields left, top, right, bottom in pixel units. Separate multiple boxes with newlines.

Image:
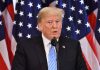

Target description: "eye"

left=56, top=20, right=60, bottom=23
left=47, top=20, right=53, bottom=24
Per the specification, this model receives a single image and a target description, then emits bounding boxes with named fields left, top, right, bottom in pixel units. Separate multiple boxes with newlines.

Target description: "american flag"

left=84, top=0, right=100, bottom=69
left=0, top=6, right=10, bottom=70
left=95, top=0, right=100, bottom=45
left=0, top=0, right=15, bottom=69
left=58, top=0, right=100, bottom=70
left=13, top=0, right=42, bottom=42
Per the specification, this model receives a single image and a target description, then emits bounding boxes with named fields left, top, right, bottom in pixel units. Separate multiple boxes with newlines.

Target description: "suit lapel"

left=34, top=36, right=48, bottom=70
left=58, top=36, right=68, bottom=70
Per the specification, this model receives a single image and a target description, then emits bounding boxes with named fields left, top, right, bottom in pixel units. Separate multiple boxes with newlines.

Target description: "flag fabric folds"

left=95, top=1, right=100, bottom=45
left=58, top=0, right=100, bottom=70
left=0, top=7, right=10, bottom=70
left=0, top=0, right=15, bottom=69
left=84, top=0, right=100, bottom=68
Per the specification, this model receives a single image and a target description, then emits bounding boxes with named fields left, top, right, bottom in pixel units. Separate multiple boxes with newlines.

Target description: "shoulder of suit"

left=60, top=36, right=80, bottom=47
left=17, top=36, right=42, bottom=46
left=60, top=36, right=79, bottom=43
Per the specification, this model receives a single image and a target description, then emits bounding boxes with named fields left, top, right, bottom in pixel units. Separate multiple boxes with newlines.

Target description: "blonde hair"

left=37, top=7, right=64, bottom=23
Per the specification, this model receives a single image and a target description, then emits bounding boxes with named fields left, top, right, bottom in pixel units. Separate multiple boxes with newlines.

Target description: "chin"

left=52, top=35, right=60, bottom=39
left=50, top=34, right=60, bottom=39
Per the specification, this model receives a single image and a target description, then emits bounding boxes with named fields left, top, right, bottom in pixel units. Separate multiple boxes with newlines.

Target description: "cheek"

left=58, top=24, right=62, bottom=34
left=59, top=24, right=62, bottom=30
left=43, top=26, right=51, bottom=33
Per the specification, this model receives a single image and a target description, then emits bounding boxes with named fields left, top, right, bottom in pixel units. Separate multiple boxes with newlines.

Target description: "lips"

left=53, top=31, right=57, bottom=32
left=52, top=31, right=58, bottom=35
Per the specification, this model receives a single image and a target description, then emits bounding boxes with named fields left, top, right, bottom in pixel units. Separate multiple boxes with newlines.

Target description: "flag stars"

left=55, top=1, right=58, bottom=5
left=66, top=26, right=71, bottom=31
left=26, top=34, right=31, bottom=39
left=20, top=1, right=25, bottom=6
left=85, top=22, right=90, bottom=27
left=19, top=11, right=24, bottom=16
left=19, top=22, right=23, bottom=27
left=18, top=32, right=23, bottom=37
left=15, top=10, right=17, bottom=14
left=16, top=0, right=18, bottom=3
left=36, top=15, right=38, bottom=19
left=80, top=0, right=84, bottom=4
left=94, top=0, right=97, bottom=3
left=77, top=19, right=82, bottom=24
left=98, top=19, right=100, bottom=21
left=0, top=21, right=2, bottom=25
left=62, top=3, right=67, bottom=8
left=28, top=12, right=32, bottom=18
left=79, top=9, right=83, bottom=14
left=36, top=25, right=39, bottom=30
left=75, top=29, right=80, bottom=35
left=13, top=21, right=16, bottom=25
left=85, top=5, right=89, bottom=10
left=27, top=23, right=32, bottom=28
left=37, top=4, right=41, bottom=9
left=2, top=0, right=5, bottom=2
left=70, top=6, right=75, bottom=11
left=98, top=28, right=100, bottom=33
left=28, top=2, right=33, bottom=7
left=65, top=36, right=68, bottom=38
left=68, top=16, right=73, bottom=21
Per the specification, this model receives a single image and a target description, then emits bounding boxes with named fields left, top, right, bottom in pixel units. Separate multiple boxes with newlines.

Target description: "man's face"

left=39, top=15, right=62, bottom=40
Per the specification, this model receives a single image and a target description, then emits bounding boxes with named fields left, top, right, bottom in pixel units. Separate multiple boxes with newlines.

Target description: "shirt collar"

left=42, top=33, right=51, bottom=47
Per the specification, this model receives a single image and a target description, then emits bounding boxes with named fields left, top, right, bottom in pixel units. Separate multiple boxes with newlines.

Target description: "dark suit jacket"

left=11, top=36, right=87, bottom=70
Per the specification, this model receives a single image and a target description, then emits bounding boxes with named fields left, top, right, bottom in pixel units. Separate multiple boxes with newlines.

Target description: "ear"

left=37, top=23, right=43, bottom=31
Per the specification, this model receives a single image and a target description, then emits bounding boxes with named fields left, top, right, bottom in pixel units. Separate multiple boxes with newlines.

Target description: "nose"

left=52, top=22, right=57, bottom=28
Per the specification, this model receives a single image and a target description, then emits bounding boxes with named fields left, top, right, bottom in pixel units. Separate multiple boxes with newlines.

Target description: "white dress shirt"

left=42, top=34, right=51, bottom=62
left=42, top=34, right=57, bottom=62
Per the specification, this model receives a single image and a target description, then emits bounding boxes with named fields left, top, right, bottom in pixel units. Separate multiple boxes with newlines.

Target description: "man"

left=12, top=7, right=87, bottom=70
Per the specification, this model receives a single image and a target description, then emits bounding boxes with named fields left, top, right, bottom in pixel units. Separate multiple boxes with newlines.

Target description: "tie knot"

left=51, top=38, right=58, bottom=46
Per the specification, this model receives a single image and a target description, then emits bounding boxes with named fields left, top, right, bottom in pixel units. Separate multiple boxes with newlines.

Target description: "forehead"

left=42, top=13, right=62, bottom=21
left=40, top=16, right=61, bottom=23
left=44, top=14, right=60, bottom=18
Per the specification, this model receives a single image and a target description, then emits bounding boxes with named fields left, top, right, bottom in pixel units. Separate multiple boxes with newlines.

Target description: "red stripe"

left=0, top=53, right=8, bottom=70
left=7, top=4, right=14, bottom=21
left=2, top=17, right=14, bottom=65
left=86, top=32, right=98, bottom=59
left=82, top=54, right=91, bottom=70
left=88, top=12, right=96, bottom=31
left=5, top=28, right=14, bottom=65
left=2, top=3, right=15, bottom=65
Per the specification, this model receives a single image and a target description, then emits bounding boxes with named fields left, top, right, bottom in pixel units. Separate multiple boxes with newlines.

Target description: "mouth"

left=52, top=31, right=58, bottom=35
left=53, top=31, right=57, bottom=32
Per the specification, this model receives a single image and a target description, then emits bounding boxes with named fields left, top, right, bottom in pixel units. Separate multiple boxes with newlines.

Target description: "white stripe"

left=11, top=36, right=17, bottom=55
left=95, top=38, right=100, bottom=63
left=93, top=7, right=100, bottom=63
left=79, top=37, right=100, bottom=70
left=2, top=7, right=17, bottom=55
left=2, top=8, right=13, bottom=40
left=90, top=20, right=100, bottom=63
left=92, top=33, right=100, bottom=63
left=93, top=9, right=98, bottom=17
left=0, top=39, right=11, bottom=70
